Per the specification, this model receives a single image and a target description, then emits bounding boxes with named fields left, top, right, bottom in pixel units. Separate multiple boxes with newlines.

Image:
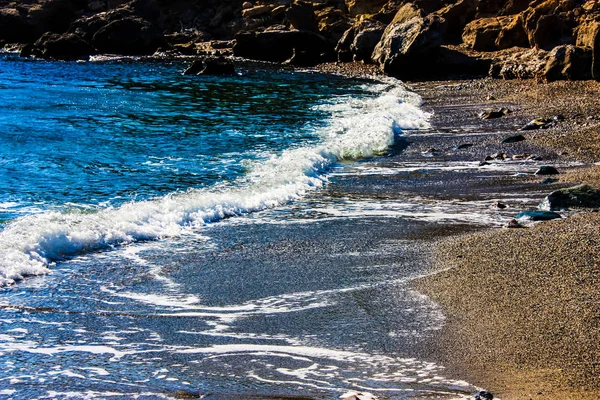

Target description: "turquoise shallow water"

left=0, top=55, right=484, bottom=399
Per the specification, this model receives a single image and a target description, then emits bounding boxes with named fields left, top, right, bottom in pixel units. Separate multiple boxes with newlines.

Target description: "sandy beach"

left=409, top=78, right=600, bottom=399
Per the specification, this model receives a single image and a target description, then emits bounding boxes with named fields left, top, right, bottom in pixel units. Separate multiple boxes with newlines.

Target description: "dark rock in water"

left=506, top=218, right=523, bottom=228
left=184, top=57, right=235, bottom=76
left=521, top=118, right=554, bottom=130
left=474, top=390, right=494, bottom=400
left=34, top=32, right=95, bottom=60
left=479, top=107, right=510, bottom=119
left=492, top=152, right=507, bottom=160
left=515, top=210, right=561, bottom=221
left=92, top=17, right=166, bottom=55
left=479, top=160, right=490, bottom=166
left=501, top=134, right=526, bottom=144
left=541, top=184, right=600, bottom=210
left=534, top=165, right=559, bottom=175
left=540, top=178, right=558, bottom=184
left=491, top=201, right=507, bottom=209
left=453, top=143, right=473, bottom=150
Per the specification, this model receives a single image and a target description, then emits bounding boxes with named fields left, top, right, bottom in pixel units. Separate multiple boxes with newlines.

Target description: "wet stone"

left=535, top=165, right=559, bottom=175
left=474, top=391, right=494, bottom=400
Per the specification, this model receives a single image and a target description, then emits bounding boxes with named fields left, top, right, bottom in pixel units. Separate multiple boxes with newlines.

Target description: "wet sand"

left=410, top=78, right=600, bottom=399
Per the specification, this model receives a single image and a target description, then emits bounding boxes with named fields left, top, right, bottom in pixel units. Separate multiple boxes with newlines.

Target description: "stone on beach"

left=534, top=165, right=559, bottom=175
left=541, top=184, right=600, bottom=210
left=340, top=391, right=377, bottom=400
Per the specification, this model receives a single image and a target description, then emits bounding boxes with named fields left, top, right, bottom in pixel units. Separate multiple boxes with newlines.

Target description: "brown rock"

left=495, top=14, right=529, bottom=49
left=344, top=0, right=387, bottom=17
left=462, top=16, right=513, bottom=51
left=241, top=5, right=272, bottom=19
left=523, top=0, right=561, bottom=48
left=542, top=44, right=592, bottom=81
left=92, top=16, right=166, bottom=55
left=594, top=25, right=600, bottom=81
left=435, top=0, right=477, bottom=41
left=371, top=4, right=445, bottom=75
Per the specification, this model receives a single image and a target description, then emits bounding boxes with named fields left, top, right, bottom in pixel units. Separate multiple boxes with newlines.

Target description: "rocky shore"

left=409, top=78, right=600, bottom=399
left=2, top=0, right=600, bottom=82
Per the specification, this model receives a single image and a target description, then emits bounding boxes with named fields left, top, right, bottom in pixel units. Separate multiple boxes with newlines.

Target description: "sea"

left=0, top=53, right=510, bottom=399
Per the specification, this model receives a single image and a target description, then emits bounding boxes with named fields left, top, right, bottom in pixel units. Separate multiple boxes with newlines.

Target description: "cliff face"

left=2, top=0, right=600, bottom=81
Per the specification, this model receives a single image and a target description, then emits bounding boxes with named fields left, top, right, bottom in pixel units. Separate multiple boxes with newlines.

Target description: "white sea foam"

left=0, top=79, right=429, bottom=286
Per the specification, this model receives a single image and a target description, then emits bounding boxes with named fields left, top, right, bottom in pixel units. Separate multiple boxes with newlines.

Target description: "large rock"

left=33, top=32, right=94, bottom=59
left=495, top=14, right=529, bottom=49
left=435, top=0, right=477, bottom=42
left=286, top=1, right=317, bottom=32
left=541, top=184, right=600, bottom=210
left=542, top=44, right=592, bottom=81
left=233, top=30, right=334, bottom=64
left=575, top=19, right=600, bottom=80
left=0, top=0, right=83, bottom=43
left=344, top=0, right=387, bottom=17
left=336, top=19, right=386, bottom=62
left=92, top=16, right=166, bottom=55
left=462, top=16, right=513, bottom=51
left=522, top=0, right=561, bottom=48
left=371, top=4, right=445, bottom=75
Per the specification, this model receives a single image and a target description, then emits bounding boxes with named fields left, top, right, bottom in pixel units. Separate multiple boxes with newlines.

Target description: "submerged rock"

left=515, top=210, right=561, bottom=221
left=541, top=184, right=600, bottom=210
left=506, top=218, right=523, bottom=228
left=540, top=178, right=559, bottom=184
left=535, top=165, right=559, bottom=175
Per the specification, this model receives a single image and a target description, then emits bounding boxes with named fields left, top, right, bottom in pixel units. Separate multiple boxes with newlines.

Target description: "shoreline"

left=408, top=78, right=600, bottom=399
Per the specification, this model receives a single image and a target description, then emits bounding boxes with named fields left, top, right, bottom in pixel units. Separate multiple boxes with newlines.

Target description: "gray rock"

left=540, top=184, right=600, bottom=210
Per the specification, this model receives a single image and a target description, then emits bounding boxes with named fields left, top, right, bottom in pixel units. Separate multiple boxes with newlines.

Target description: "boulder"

left=233, top=30, right=334, bottom=64
left=315, top=7, right=350, bottom=44
left=33, top=32, right=94, bottom=59
left=541, top=184, right=600, bottom=210
left=495, top=14, right=529, bottom=49
left=92, top=16, right=166, bottom=55
left=530, top=12, right=576, bottom=50
left=462, top=16, right=513, bottom=51
left=435, top=0, right=477, bottom=42
left=371, top=4, right=446, bottom=76
left=542, top=44, right=592, bottom=81
left=336, top=19, right=386, bottom=62
left=514, top=210, right=561, bottom=221
left=344, top=0, right=388, bottom=17
left=522, top=0, right=561, bottom=48
left=286, top=1, right=317, bottom=32
left=70, top=9, right=134, bottom=42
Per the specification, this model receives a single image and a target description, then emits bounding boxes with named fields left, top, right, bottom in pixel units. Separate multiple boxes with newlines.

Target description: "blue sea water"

left=0, top=54, right=483, bottom=399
